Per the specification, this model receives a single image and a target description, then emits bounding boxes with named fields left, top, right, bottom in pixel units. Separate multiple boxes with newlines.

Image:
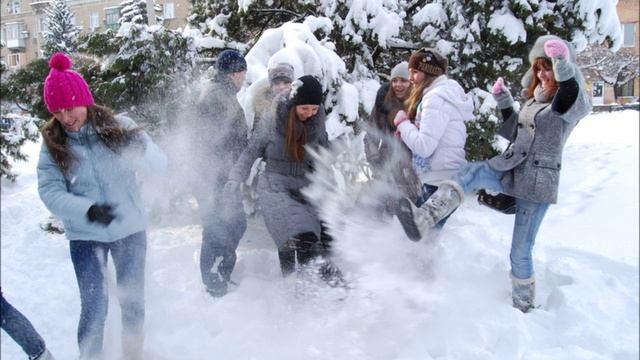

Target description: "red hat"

left=43, top=52, right=95, bottom=113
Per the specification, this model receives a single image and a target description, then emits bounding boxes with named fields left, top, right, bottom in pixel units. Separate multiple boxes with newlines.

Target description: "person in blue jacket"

left=36, top=52, right=167, bottom=360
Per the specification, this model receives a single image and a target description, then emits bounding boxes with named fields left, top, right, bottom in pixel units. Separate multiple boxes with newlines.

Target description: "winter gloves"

left=543, top=39, right=569, bottom=60
left=491, top=77, right=508, bottom=95
left=87, top=203, right=116, bottom=226
left=393, top=110, right=410, bottom=137
left=544, top=39, right=575, bottom=82
left=393, top=110, right=409, bottom=128
left=491, top=78, right=514, bottom=110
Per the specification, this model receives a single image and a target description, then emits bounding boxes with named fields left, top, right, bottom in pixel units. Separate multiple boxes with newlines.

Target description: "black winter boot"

left=278, top=240, right=296, bottom=277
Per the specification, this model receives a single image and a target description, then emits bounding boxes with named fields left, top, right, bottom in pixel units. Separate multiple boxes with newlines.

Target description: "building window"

left=105, top=7, right=121, bottom=31
left=9, top=0, right=21, bottom=14
left=90, top=12, right=100, bottom=31
left=6, top=23, right=24, bottom=41
left=39, top=16, right=49, bottom=35
left=621, top=23, right=636, bottom=48
left=615, top=80, right=635, bottom=98
left=163, top=2, right=175, bottom=19
left=7, top=53, right=23, bottom=67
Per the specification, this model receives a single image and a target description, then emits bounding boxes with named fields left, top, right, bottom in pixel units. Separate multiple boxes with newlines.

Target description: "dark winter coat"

left=488, top=35, right=592, bottom=204
left=363, top=83, right=420, bottom=200
left=189, top=74, right=249, bottom=193
left=228, top=94, right=328, bottom=248
left=37, top=116, right=167, bottom=241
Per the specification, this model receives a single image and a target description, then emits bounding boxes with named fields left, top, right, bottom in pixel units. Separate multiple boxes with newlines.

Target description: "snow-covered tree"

left=119, top=0, right=149, bottom=26
left=577, top=44, right=639, bottom=99
left=77, top=25, right=197, bottom=135
left=42, top=0, right=81, bottom=57
left=0, top=113, right=42, bottom=181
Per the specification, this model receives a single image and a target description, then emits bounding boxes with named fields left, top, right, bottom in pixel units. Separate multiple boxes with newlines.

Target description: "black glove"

left=87, top=203, right=116, bottom=226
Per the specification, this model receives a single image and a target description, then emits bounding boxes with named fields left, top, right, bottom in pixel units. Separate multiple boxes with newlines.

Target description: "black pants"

left=278, top=226, right=333, bottom=277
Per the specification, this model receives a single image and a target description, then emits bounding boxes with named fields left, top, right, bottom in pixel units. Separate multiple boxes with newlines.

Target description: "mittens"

left=544, top=39, right=569, bottom=60
left=393, top=110, right=409, bottom=128
left=491, top=77, right=508, bottom=95
left=87, top=203, right=116, bottom=226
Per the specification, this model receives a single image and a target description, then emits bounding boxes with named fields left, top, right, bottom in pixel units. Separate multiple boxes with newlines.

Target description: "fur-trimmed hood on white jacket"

left=396, top=75, right=474, bottom=184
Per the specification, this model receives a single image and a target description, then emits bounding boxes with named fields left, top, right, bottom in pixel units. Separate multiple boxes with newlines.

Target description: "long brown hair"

left=41, top=104, right=141, bottom=176
left=285, top=107, right=307, bottom=162
left=405, top=74, right=438, bottom=120
left=526, top=57, right=558, bottom=99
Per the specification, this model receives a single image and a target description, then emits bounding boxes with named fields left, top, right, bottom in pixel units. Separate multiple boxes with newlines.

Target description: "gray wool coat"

left=487, top=36, right=592, bottom=204
left=228, top=95, right=328, bottom=248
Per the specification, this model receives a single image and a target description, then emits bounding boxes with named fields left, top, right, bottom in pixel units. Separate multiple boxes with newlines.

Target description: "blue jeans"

left=1, top=291, right=46, bottom=359
left=192, top=188, right=247, bottom=288
left=415, top=183, right=454, bottom=229
left=69, top=231, right=146, bottom=359
left=511, top=198, right=549, bottom=279
left=453, top=162, right=549, bottom=279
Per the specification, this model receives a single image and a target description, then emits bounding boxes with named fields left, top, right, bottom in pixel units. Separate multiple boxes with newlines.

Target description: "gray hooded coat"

left=488, top=35, right=592, bottom=204
left=228, top=95, right=328, bottom=248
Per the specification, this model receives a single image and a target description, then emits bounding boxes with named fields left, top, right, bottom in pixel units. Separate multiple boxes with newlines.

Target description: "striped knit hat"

left=408, top=48, right=448, bottom=77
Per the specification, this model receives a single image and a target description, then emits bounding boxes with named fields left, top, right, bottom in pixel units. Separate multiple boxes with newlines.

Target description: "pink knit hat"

left=43, top=52, right=95, bottom=113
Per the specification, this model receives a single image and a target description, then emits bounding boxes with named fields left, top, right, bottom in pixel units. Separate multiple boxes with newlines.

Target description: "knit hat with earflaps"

left=43, top=52, right=95, bottom=113
left=520, top=35, right=582, bottom=94
left=408, top=48, right=448, bottom=76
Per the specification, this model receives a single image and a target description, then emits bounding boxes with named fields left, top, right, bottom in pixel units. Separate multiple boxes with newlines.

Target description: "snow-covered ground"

left=2, top=110, right=638, bottom=359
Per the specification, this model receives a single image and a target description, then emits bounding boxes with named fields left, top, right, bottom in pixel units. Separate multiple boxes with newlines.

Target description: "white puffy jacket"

left=397, top=75, right=474, bottom=184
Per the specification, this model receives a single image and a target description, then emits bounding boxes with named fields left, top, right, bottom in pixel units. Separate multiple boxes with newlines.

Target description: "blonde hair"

left=405, top=75, right=438, bottom=120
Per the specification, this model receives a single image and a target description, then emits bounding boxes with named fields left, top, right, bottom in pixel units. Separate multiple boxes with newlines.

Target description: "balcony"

left=6, top=37, right=26, bottom=50
left=29, top=0, right=51, bottom=14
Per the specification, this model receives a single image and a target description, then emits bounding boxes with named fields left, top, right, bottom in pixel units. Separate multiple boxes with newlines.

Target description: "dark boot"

left=201, top=241, right=236, bottom=297
left=277, top=233, right=319, bottom=276
left=278, top=240, right=296, bottom=277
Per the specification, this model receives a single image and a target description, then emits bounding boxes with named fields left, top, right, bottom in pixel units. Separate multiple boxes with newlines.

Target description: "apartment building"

left=1, top=0, right=190, bottom=69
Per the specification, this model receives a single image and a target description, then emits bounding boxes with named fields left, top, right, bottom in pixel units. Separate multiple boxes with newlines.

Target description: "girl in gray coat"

left=225, top=75, right=340, bottom=281
left=396, top=35, right=591, bottom=312
left=37, top=53, right=167, bottom=359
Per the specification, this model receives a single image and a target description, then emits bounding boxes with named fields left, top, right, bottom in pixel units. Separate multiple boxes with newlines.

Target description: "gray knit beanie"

left=390, top=61, right=409, bottom=80
left=268, top=63, right=295, bottom=84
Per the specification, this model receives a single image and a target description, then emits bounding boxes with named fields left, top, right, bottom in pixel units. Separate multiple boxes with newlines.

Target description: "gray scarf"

left=533, top=84, right=553, bottom=103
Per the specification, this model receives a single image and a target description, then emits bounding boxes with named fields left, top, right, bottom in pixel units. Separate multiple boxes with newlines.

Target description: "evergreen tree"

left=119, top=0, right=149, bottom=26
left=77, top=26, right=196, bottom=135
left=0, top=55, right=44, bottom=181
left=42, top=0, right=81, bottom=57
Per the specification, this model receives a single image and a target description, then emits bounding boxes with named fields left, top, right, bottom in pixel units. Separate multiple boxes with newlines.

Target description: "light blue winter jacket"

left=37, top=115, right=167, bottom=242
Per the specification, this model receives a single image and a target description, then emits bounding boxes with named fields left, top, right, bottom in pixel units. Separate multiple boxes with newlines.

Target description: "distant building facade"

left=1, top=0, right=190, bottom=69
left=581, top=0, right=639, bottom=105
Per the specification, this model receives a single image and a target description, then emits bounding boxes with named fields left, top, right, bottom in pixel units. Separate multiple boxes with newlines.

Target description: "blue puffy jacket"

left=37, top=115, right=167, bottom=242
